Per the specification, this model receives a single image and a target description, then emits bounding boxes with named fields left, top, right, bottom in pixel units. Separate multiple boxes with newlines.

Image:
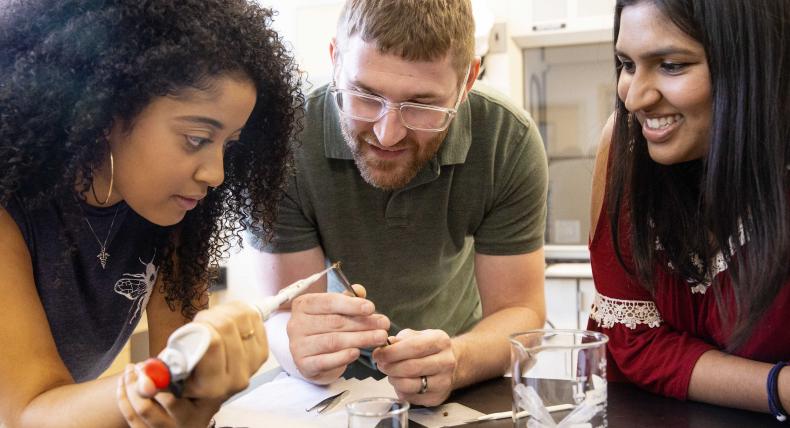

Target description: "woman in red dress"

left=587, top=0, right=790, bottom=419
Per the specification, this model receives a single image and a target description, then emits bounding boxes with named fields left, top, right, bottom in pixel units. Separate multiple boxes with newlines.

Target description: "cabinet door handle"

left=532, top=22, right=567, bottom=32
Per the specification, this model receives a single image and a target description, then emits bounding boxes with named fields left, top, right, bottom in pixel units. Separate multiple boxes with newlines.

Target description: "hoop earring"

left=91, top=151, right=114, bottom=205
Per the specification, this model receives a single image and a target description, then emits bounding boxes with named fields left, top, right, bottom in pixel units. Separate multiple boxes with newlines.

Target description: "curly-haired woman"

left=0, top=0, right=303, bottom=426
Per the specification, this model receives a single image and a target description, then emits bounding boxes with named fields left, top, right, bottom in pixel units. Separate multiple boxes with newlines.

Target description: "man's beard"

left=340, top=120, right=445, bottom=191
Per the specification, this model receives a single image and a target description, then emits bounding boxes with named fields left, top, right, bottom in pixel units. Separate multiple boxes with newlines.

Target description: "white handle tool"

left=141, top=264, right=337, bottom=395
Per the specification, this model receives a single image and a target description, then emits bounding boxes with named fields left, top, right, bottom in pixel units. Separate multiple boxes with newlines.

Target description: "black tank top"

left=5, top=195, right=162, bottom=381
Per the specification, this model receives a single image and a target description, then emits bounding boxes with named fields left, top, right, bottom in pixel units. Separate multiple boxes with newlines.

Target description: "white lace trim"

left=685, top=251, right=730, bottom=294
left=590, top=292, right=662, bottom=329
left=653, top=219, right=747, bottom=295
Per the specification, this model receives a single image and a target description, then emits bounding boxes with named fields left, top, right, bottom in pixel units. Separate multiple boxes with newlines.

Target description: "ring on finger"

left=240, top=328, right=256, bottom=340
left=418, top=375, right=428, bottom=394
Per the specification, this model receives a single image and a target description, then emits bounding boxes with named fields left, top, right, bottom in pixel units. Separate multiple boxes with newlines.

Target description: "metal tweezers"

left=331, top=261, right=358, bottom=297
left=332, top=261, right=392, bottom=346
left=305, top=389, right=350, bottom=414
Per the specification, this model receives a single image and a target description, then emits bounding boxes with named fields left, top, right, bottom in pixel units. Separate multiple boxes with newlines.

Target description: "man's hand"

left=372, top=329, right=458, bottom=406
left=288, top=285, right=390, bottom=384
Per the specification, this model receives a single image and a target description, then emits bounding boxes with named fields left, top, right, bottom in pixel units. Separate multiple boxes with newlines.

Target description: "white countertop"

left=544, top=262, right=593, bottom=279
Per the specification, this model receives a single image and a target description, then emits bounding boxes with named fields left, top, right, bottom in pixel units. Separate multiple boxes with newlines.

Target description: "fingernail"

left=362, top=301, right=374, bottom=313
left=378, top=317, right=390, bottom=330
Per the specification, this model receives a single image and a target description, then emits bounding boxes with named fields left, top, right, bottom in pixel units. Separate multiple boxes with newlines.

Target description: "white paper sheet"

left=214, top=373, right=398, bottom=428
left=409, top=402, right=486, bottom=428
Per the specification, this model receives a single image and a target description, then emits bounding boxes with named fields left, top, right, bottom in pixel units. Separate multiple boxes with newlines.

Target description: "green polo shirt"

left=254, top=83, right=547, bottom=336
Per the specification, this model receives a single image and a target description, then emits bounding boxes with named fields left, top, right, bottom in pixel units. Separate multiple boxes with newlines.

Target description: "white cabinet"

left=545, top=278, right=578, bottom=328
left=544, top=263, right=596, bottom=330
left=531, top=0, right=615, bottom=28
left=578, top=279, right=596, bottom=329
left=512, top=0, right=615, bottom=48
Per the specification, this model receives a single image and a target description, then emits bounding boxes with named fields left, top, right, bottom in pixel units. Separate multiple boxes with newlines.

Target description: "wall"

left=254, top=0, right=560, bottom=104
left=256, top=0, right=344, bottom=90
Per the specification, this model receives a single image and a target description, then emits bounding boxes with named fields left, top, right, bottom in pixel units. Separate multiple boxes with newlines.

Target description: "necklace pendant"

left=97, top=249, right=110, bottom=269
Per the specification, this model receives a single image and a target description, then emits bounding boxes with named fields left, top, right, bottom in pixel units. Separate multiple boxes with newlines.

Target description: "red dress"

left=587, top=196, right=790, bottom=400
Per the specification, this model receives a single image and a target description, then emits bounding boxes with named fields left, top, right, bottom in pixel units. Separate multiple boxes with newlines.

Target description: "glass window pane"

left=524, top=42, right=614, bottom=244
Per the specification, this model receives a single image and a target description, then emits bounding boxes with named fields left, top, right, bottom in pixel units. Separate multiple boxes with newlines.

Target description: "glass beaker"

left=509, top=329, right=609, bottom=428
left=346, top=396, right=409, bottom=428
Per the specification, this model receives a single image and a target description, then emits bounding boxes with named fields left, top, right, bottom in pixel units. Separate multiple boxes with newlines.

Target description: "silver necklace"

left=83, top=205, right=121, bottom=269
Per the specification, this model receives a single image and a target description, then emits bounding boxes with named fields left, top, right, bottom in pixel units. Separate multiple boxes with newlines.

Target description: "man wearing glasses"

left=252, top=0, right=548, bottom=406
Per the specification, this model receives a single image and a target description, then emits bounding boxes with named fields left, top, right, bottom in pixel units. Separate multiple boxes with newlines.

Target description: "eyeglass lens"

left=335, top=91, right=450, bottom=131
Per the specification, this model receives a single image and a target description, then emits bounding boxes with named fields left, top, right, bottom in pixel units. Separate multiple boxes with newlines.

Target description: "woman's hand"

left=117, top=364, right=222, bottom=428
left=117, top=301, right=268, bottom=426
left=184, top=301, right=269, bottom=398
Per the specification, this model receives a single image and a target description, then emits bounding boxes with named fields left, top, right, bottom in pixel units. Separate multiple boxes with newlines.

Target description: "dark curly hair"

left=0, top=0, right=304, bottom=318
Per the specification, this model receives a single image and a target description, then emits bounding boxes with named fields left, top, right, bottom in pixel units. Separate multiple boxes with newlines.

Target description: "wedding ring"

left=240, top=328, right=255, bottom=340
left=418, top=375, right=428, bottom=394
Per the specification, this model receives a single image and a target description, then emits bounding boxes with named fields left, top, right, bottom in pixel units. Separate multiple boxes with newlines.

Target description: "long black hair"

left=607, top=0, right=790, bottom=348
left=0, top=0, right=304, bottom=318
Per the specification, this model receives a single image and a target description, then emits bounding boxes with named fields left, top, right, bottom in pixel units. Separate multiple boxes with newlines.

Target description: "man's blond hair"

left=335, top=0, right=475, bottom=79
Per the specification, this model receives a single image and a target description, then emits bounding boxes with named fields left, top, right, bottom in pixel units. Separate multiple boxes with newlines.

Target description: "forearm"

left=451, top=306, right=544, bottom=390
left=263, top=311, right=304, bottom=380
left=688, top=349, right=790, bottom=413
left=9, top=376, right=126, bottom=428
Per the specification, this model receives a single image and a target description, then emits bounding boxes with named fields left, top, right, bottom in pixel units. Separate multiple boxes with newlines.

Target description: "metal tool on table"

left=305, top=389, right=351, bottom=414
left=140, top=263, right=343, bottom=397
